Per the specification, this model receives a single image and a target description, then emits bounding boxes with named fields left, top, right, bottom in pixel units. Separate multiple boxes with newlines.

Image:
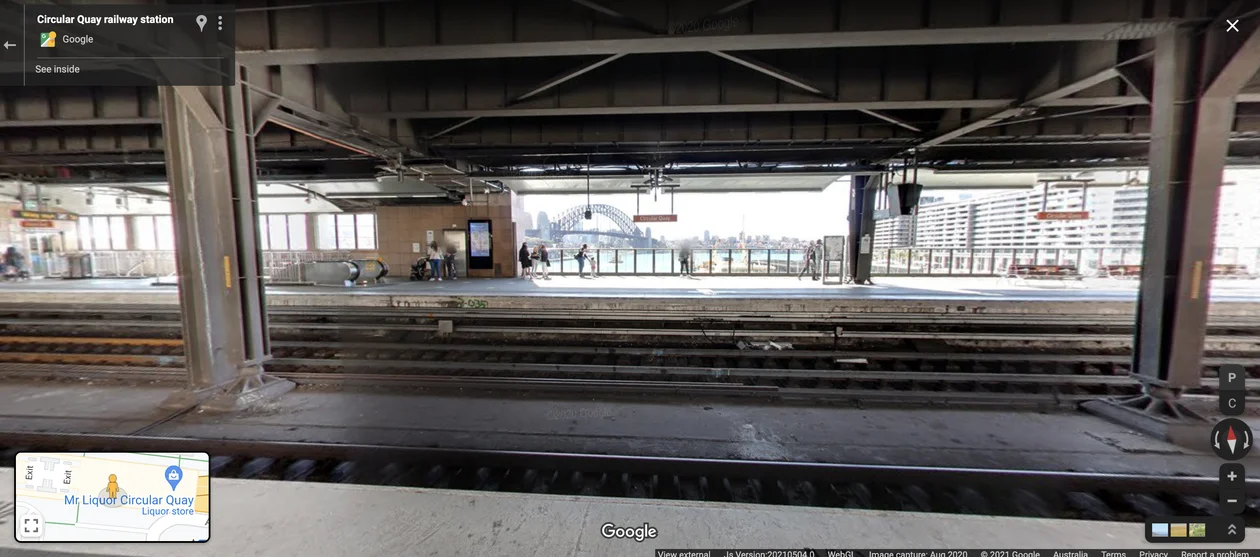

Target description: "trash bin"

left=66, top=253, right=94, bottom=279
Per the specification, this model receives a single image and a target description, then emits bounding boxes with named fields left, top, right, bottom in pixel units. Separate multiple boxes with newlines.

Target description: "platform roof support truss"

left=1133, top=16, right=1260, bottom=399
left=158, top=69, right=294, bottom=413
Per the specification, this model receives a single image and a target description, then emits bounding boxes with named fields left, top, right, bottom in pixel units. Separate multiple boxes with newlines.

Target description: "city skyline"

left=521, top=185, right=850, bottom=241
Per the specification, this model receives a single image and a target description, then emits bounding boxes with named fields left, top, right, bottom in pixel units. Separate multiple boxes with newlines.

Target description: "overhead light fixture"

left=322, top=193, right=448, bottom=199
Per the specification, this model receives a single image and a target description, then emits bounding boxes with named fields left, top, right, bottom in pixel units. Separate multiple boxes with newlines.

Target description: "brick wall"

left=370, top=192, right=519, bottom=278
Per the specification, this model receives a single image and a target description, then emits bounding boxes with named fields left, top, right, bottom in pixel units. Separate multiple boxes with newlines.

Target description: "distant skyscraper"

left=703, top=230, right=710, bottom=243
left=537, top=211, right=551, bottom=241
left=524, top=212, right=536, bottom=230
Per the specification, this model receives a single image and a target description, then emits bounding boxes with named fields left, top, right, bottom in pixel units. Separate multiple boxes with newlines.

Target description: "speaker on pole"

left=888, top=183, right=923, bottom=216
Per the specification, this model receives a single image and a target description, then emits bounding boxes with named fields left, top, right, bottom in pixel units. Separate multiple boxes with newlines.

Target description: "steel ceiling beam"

left=238, top=22, right=1180, bottom=65
left=0, top=117, right=161, bottom=128
left=912, top=53, right=1155, bottom=152
left=363, top=97, right=1146, bottom=120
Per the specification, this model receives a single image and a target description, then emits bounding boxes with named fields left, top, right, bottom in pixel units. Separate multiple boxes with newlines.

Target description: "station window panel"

left=258, top=215, right=272, bottom=251
left=135, top=216, right=157, bottom=250
left=155, top=216, right=175, bottom=250
left=268, top=215, right=289, bottom=250
left=132, top=216, right=176, bottom=251
left=336, top=214, right=357, bottom=249
left=316, top=214, right=337, bottom=250
left=356, top=214, right=377, bottom=250
left=288, top=215, right=309, bottom=251
left=81, top=216, right=128, bottom=251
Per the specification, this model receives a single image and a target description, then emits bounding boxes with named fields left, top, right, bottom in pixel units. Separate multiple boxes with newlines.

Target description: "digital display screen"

left=469, top=221, right=491, bottom=258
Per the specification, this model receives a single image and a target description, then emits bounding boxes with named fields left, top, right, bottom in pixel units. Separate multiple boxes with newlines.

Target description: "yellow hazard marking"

left=0, top=336, right=181, bottom=347
left=1190, top=260, right=1203, bottom=300
left=224, top=256, right=232, bottom=289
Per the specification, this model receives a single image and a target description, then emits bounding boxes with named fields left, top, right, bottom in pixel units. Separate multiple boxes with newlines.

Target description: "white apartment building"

left=874, top=185, right=1259, bottom=250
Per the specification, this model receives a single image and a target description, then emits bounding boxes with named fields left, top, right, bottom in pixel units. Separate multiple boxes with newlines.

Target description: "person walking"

left=427, top=241, right=443, bottom=281
left=576, top=243, right=590, bottom=278
left=537, top=243, right=551, bottom=280
left=798, top=240, right=817, bottom=281
left=519, top=242, right=533, bottom=279
left=811, top=239, right=823, bottom=280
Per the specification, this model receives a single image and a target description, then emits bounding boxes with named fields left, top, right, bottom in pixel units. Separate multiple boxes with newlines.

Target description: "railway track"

left=2, top=306, right=1256, bottom=406
left=1, top=336, right=1256, bottom=407
left=0, top=431, right=1254, bottom=524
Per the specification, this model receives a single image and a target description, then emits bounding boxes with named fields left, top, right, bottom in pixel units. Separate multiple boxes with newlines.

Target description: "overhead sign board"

left=19, top=220, right=57, bottom=229
left=633, top=214, right=678, bottom=223
left=11, top=210, right=77, bottom=221
left=1036, top=211, right=1090, bottom=221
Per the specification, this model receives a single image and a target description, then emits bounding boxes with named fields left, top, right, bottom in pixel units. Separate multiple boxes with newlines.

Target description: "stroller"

left=409, top=257, right=433, bottom=281
left=2, top=264, right=29, bottom=282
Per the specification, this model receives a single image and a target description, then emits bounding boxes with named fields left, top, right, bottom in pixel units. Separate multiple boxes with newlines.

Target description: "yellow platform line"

left=0, top=336, right=181, bottom=347
left=0, top=353, right=176, bottom=365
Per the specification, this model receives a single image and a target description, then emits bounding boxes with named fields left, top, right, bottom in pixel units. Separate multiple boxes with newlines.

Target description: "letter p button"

left=1220, top=364, right=1246, bottom=391
left=1219, top=364, right=1246, bottom=416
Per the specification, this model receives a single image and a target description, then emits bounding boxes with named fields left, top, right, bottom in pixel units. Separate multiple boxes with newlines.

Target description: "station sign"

left=19, top=220, right=58, bottom=229
left=633, top=214, right=678, bottom=223
left=1036, top=211, right=1090, bottom=221
left=11, top=210, right=77, bottom=221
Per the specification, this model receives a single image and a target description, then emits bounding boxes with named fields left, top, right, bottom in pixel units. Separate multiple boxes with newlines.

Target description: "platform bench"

left=1103, top=264, right=1142, bottom=278
left=1104, top=264, right=1255, bottom=279
left=1003, top=264, right=1083, bottom=281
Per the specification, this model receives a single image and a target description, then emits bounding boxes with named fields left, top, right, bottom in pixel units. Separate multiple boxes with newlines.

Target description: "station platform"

left=2, top=276, right=1259, bottom=315
left=0, top=382, right=1248, bottom=479
left=5, top=468, right=1222, bottom=555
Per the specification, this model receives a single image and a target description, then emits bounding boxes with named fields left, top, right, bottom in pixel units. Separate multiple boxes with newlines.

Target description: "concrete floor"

left=0, top=382, right=1249, bottom=478
left=7, top=469, right=1229, bottom=556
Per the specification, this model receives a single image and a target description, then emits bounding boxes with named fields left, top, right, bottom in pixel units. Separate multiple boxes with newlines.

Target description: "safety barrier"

left=538, top=246, right=1259, bottom=278
left=39, top=251, right=352, bottom=283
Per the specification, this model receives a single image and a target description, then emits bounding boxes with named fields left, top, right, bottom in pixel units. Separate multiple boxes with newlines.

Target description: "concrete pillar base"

left=1080, top=390, right=1209, bottom=449
left=160, top=372, right=295, bottom=413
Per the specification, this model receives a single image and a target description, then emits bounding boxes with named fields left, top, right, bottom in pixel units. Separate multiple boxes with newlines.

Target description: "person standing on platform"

left=577, top=244, right=590, bottom=278
left=427, top=241, right=443, bottom=281
left=537, top=243, right=551, bottom=280
left=798, top=240, right=817, bottom=281
left=519, top=242, right=534, bottom=280
left=443, top=242, right=458, bottom=280
left=679, top=241, right=693, bottom=277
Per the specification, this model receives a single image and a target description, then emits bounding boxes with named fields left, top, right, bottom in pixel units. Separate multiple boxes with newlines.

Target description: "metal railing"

left=871, top=246, right=1260, bottom=277
left=261, top=251, right=351, bottom=283
left=41, top=251, right=352, bottom=283
left=549, top=248, right=815, bottom=276
left=540, top=247, right=1260, bottom=278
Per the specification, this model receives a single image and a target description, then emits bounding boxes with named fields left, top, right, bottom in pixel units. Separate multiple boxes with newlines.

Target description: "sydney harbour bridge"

left=525, top=204, right=660, bottom=248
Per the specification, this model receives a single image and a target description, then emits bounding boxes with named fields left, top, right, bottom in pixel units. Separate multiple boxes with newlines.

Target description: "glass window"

left=258, top=215, right=272, bottom=251
left=336, top=214, right=357, bottom=250
left=288, top=215, right=308, bottom=251
left=156, top=216, right=175, bottom=250
left=268, top=215, right=288, bottom=251
left=81, top=216, right=127, bottom=251
left=316, top=213, right=376, bottom=250
left=135, top=216, right=157, bottom=250
left=316, top=214, right=337, bottom=250
left=356, top=214, right=376, bottom=250
left=108, top=216, right=127, bottom=250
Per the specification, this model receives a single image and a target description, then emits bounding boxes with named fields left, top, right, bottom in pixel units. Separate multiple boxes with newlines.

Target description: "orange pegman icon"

left=107, top=474, right=118, bottom=498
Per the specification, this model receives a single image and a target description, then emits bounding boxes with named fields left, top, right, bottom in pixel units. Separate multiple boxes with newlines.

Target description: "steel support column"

left=1084, top=19, right=1260, bottom=441
left=847, top=174, right=877, bottom=284
left=158, top=66, right=294, bottom=412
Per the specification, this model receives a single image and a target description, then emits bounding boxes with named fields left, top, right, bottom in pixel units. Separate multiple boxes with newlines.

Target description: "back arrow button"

left=2, top=42, right=13, bottom=50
